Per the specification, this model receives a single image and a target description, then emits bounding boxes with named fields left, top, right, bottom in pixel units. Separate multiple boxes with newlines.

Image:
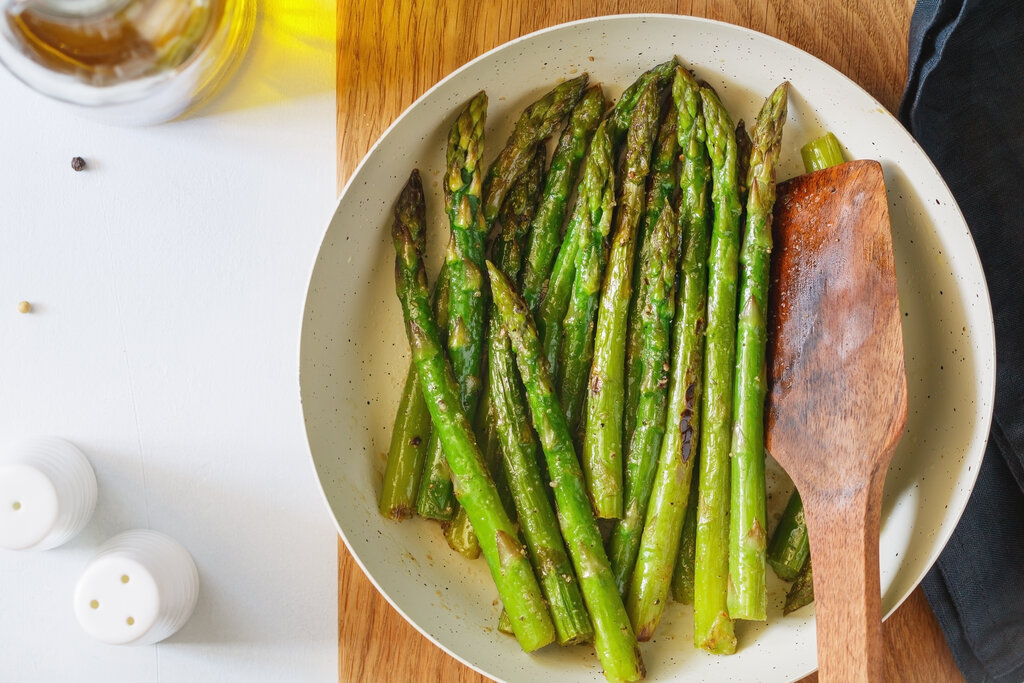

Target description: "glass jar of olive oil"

left=0, top=0, right=255, bottom=124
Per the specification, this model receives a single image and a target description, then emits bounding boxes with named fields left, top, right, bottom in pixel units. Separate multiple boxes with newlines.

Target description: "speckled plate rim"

left=300, top=13, right=996, bottom=681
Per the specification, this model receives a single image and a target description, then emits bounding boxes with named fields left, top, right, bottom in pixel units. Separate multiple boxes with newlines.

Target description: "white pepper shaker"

left=0, top=437, right=97, bottom=551
left=74, top=529, right=199, bottom=645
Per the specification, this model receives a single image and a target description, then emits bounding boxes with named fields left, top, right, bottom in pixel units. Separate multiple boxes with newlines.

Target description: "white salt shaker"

left=0, top=437, right=97, bottom=551
left=74, top=529, right=199, bottom=645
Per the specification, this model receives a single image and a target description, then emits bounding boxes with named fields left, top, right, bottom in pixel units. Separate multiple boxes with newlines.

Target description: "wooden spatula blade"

left=767, top=159, right=907, bottom=490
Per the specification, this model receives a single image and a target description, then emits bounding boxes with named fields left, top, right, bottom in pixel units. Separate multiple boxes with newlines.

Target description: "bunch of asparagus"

left=383, top=59, right=799, bottom=680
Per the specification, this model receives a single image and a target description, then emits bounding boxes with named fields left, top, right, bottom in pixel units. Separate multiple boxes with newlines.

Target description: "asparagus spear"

left=580, top=76, right=661, bottom=518
left=693, top=84, right=741, bottom=655
left=608, top=202, right=680, bottom=597
left=489, top=262, right=644, bottom=683
left=558, top=164, right=616, bottom=440
left=443, top=383, right=493, bottom=559
left=445, top=147, right=548, bottom=558
left=497, top=146, right=547, bottom=281
left=537, top=121, right=615, bottom=378
left=536, top=63, right=672, bottom=377
left=727, top=82, right=788, bottom=622
left=735, top=120, right=753, bottom=209
left=784, top=557, right=814, bottom=615
left=521, top=85, right=606, bottom=314
left=392, top=170, right=555, bottom=652
left=767, top=490, right=808, bottom=581
left=670, top=472, right=700, bottom=604
left=380, top=267, right=450, bottom=520
left=482, top=75, right=588, bottom=229
left=607, top=60, right=677, bottom=144
left=486, top=149, right=595, bottom=645
left=417, top=91, right=489, bottom=521
left=624, top=97, right=680, bottom=443
left=800, top=131, right=845, bottom=172
left=627, top=65, right=711, bottom=637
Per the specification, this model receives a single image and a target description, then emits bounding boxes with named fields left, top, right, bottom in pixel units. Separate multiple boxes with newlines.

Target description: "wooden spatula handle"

left=802, top=476, right=886, bottom=682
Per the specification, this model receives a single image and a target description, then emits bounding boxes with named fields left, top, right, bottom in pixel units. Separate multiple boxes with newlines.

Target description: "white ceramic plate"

left=301, top=15, right=995, bottom=682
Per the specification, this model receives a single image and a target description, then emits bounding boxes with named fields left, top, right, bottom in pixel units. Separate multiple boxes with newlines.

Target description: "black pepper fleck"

left=71, top=156, right=87, bottom=172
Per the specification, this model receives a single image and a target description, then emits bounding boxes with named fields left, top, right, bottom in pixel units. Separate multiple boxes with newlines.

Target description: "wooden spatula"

left=766, top=159, right=908, bottom=682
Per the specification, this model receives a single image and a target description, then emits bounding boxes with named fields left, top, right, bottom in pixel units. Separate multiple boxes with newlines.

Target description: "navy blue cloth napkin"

left=900, top=1, right=1024, bottom=680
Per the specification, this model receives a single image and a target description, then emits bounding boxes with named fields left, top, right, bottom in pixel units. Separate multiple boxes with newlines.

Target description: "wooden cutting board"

left=336, top=1, right=964, bottom=681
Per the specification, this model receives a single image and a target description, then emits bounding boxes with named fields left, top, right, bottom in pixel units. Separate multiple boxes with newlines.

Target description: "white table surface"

left=0, top=3, right=339, bottom=680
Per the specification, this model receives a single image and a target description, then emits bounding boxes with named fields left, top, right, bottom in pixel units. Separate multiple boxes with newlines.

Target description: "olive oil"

left=0, top=0, right=254, bottom=123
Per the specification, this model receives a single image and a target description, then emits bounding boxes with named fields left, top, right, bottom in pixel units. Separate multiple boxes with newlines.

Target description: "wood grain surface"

left=336, top=2, right=965, bottom=681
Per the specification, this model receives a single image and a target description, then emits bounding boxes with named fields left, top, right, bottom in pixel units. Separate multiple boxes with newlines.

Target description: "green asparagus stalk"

left=579, top=76, right=661, bottom=518
left=624, top=97, right=680, bottom=443
left=800, top=131, right=845, bottom=172
left=497, top=146, right=547, bottom=280
left=558, top=169, right=616, bottom=440
left=521, top=85, right=606, bottom=314
left=445, top=146, right=547, bottom=558
left=482, top=75, right=588, bottom=228
left=767, top=490, right=808, bottom=581
left=727, top=82, right=788, bottom=622
left=608, top=202, right=680, bottom=598
left=489, top=262, right=644, bottom=683
left=670, top=473, right=700, bottom=604
left=380, top=369, right=432, bottom=519
left=626, top=65, right=711, bottom=637
left=489, top=323, right=594, bottom=645
left=487, top=150, right=594, bottom=645
left=784, top=557, right=814, bottom=615
left=607, top=60, right=676, bottom=144
left=735, top=120, right=753, bottom=209
left=392, top=170, right=555, bottom=652
left=442, top=378, right=493, bottom=560
left=537, top=121, right=615, bottom=378
left=417, top=91, right=489, bottom=521
left=692, top=84, right=741, bottom=655
left=380, top=266, right=450, bottom=520
left=536, top=62, right=672, bottom=377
